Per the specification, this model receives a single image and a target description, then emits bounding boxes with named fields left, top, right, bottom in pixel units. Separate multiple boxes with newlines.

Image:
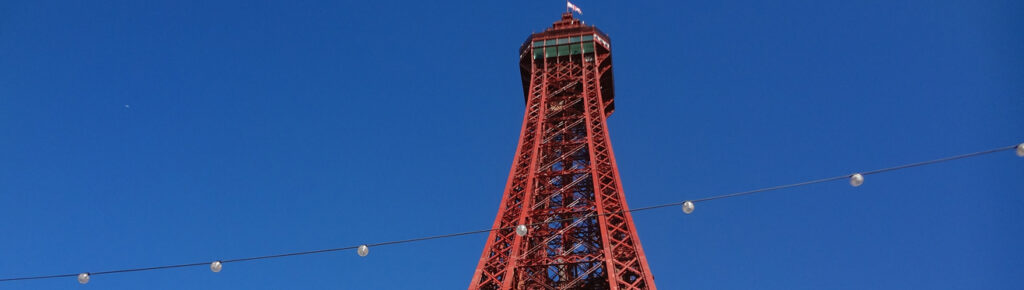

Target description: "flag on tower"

left=567, top=1, right=583, bottom=14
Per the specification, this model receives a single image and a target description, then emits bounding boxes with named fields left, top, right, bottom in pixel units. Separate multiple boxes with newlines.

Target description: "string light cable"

left=1, top=142, right=1021, bottom=284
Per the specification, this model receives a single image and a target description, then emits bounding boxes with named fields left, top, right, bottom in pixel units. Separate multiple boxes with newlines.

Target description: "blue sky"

left=1, top=0, right=1022, bottom=289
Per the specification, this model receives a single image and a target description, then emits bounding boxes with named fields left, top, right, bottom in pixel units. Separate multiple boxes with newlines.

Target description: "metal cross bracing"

left=471, top=13, right=656, bottom=290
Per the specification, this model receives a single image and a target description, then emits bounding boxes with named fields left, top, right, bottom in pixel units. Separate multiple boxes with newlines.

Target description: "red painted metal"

left=471, top=13, right=657, bottom=290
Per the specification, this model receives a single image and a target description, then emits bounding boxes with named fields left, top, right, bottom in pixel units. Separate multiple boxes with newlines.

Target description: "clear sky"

left=1, top=0, right=1022, bottom=289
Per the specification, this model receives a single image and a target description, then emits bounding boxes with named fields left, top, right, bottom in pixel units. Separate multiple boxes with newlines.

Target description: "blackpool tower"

left=471, top=13, right=657, bottom=290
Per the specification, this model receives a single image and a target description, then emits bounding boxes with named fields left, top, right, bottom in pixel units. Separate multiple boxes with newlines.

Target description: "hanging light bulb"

left=1016, top=143, right=1024, bottom=157
left=357, top=245, right=369, bottom=257
left=77, top=273, right=90, bottom=284
left=850, top=173, right=864, bottom=187
left=681, top=201, right=694, bottom=214
left=210, top=261, right=222, bottom=273
left=515, top=224, right=528, bottom=236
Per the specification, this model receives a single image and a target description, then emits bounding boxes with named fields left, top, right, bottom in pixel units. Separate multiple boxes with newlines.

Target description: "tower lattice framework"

left=471, top=13, right=657, bottom=290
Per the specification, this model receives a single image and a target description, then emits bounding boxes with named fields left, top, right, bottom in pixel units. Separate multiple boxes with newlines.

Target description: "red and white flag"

left=567, top=1, right=582, bottom=14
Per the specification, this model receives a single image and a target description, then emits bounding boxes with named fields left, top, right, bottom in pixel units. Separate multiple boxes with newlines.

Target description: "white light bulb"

left=682, top=201, right=694, bottom=214
left=850, top=173, right=864, bottom=187
left=357, top=245, right=369, bottom=257
left=210, top=261, right=222, bottom=273
left=1016, top=143, right=1023, bottom=157
left=515, top=225, right=528, bottom=236
left=77, top=273, right=90, bottom=284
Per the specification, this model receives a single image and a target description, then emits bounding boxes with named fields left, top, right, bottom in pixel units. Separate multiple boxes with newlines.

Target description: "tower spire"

left=470, top=15, right=655, bottom=290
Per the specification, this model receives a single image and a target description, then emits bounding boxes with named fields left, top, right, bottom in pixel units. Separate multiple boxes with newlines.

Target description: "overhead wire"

left=0, top=143, right=1019, bottom=284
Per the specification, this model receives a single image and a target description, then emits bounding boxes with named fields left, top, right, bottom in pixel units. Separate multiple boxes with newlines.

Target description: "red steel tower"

left=471, top=13, right=657, bottom=290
